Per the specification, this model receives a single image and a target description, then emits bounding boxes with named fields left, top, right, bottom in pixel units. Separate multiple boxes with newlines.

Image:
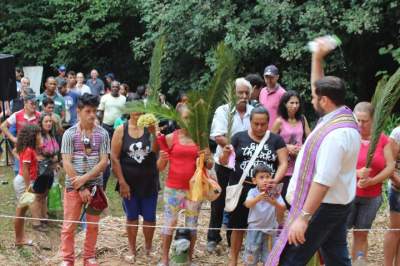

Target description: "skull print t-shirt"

left=230, top=130, right=286, bottom=184
left=118, top=122, right=159, bottom=197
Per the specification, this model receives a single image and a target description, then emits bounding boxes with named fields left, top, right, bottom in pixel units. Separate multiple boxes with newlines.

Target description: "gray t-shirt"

left=86, top=78, right=105, bottom=96
left=246, top=187, right=284, bottom=234
left=61, top=124, right=110, bottom=190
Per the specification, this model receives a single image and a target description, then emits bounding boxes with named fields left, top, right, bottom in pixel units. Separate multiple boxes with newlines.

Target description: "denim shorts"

left=347, top=196, right=382, bottom=229
left=243, top=230, right=275, bottom=266
left=389, top=186, right=400, bottom=212
left=122, top=193, right=158, bottom=222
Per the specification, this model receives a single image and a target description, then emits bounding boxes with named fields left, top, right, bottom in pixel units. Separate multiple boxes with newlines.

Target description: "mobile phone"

left=266, top=183, right=283, bottom=198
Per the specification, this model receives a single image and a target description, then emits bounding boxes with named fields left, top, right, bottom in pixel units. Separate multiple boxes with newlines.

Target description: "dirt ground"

left=0, top=206, right=390, bottom=266
left=0, top=164, right=391, bottom=265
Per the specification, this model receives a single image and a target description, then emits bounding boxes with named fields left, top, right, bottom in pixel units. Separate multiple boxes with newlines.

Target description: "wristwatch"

left=300, top=209, right=312, bottom=222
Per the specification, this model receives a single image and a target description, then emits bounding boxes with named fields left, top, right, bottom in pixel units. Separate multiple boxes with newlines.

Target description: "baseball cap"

left=58, top=65, right=66, bottom=71
left=105, top=72, right=115, bottom=80
left=263, top=65, right=279, bottom=76
left=23, top=92, right=36, bottom=101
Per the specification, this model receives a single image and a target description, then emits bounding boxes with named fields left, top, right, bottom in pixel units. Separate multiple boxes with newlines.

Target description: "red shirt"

left=356, top=134, right=389, bottom=197
left=166, top=130, right=199, bottom=190
left=14, top=109, right=40, bottom=133
left=18, top=147, right=38, bottom=181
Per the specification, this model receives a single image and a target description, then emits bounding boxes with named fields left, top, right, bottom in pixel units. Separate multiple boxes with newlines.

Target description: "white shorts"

left=13, top=175, right=27, bottom=201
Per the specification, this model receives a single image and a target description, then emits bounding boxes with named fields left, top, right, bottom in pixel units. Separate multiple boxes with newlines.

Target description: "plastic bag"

left=48, top=182, right=62, bottom=212
left=188, top=153, right=221, bottom=202
left=19, top=191, right=35, bottom=208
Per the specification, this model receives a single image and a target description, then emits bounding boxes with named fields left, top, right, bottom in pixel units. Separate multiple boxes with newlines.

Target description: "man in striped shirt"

left=60, top=94, right=110, bottom=266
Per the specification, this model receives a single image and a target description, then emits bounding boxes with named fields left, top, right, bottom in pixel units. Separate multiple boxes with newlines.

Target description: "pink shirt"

left=356, top=134, right=388, bottom=198
left=279, top=118, right=304, bottom=176
left=259, top=85, right=286, bottom=129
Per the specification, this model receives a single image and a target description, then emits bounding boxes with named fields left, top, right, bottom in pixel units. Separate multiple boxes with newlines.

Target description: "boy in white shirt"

left=243, top=164, right=286, bottom=266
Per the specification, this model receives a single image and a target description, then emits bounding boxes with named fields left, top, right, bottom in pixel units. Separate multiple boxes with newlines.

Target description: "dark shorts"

left=32, top=174, right=54, bottom=194
left=389, top=186, right=400, bottom=212
left=122, top=193, right=158, bottom=222
left=228, top=182, right=255, bottom=229
left=347, top=195, right=382, bottom=229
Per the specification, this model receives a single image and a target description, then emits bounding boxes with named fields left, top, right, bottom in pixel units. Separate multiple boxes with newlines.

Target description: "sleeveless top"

left=166, top=130, right=199, bottom=190
left=279, top=118, right=304, bottom=176
left=119, top=122, right=159, bottom=197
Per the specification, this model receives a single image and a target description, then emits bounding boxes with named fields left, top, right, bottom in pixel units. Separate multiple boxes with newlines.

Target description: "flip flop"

left=15, top=239, right=34, bottom=247
left=124, top=254, right=136, bottom=264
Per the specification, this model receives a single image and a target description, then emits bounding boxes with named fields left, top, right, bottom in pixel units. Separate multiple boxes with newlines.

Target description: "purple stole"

left=266, top=106, right=358, bottom=266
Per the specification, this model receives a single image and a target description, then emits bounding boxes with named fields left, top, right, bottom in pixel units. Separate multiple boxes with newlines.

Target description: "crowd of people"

left=0, top=38, right=399, bottom=266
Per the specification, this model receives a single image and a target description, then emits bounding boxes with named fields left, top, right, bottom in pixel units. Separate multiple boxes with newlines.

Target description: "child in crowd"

left=13, top=124, right=42, bottom=246
left=243, top=164, right=286, bottom=266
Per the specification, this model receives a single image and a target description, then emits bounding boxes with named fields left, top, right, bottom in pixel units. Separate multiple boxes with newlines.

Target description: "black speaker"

left=0, top=54, right=17, bottom=101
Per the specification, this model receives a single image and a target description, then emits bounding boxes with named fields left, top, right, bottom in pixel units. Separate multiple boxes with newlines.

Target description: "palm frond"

left=124, top=42, right=236, bottom=149
left=148, top=35, right=165, bottom=102
left=184, top=43, right=236, bottom=148
left=124, top=100, right=185, bottom=129
left=224, top=82, right=237, bottom=144
left=371, top=75, right=388, bottom=108
left=367, top=67, right=400, bottom=167
left=205, top=43, right=237, bottom=120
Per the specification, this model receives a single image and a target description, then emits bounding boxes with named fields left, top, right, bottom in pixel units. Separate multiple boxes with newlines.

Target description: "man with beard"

left=267, top=37, right=361, bottom=266
left=206, top=77, right=253, bottom=252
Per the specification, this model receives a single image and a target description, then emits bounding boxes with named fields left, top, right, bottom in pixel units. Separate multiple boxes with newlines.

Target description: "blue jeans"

left=279, top=203, right=352, bottom=266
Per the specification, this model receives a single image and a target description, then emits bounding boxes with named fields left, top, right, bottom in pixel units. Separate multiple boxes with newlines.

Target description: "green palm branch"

left=125, top=42, right=236, bottom=149
left=148, top=35, right=165, bottom=102
left=371, top=75, right=388, bottom=108
left=367, top=67, right=400, bottom=167
left=224, top=82, right=237, bottom=144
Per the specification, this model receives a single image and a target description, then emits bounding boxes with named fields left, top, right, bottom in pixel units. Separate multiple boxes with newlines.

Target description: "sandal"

left=124, top=254, right=136, bottom=264
left=15, top=239, right=35, bottom=247
left=84, top=258, right=99, bottom=266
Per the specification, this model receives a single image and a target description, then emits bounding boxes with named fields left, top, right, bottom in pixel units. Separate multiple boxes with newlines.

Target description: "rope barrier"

left=0, top=213, right=397, bottom=232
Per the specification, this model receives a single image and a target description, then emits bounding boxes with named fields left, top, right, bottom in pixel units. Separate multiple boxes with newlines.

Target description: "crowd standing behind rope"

left=0, top=37, right=399, bottom=266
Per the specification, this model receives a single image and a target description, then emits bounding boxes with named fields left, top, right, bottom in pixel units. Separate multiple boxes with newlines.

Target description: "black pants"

left=102, top=123, right=114, bottom=190
left=280, top=203, right=352, bottom=266
left=207, top=164, right=232, bottom=244
left=281, top=176, right=292, bottom=210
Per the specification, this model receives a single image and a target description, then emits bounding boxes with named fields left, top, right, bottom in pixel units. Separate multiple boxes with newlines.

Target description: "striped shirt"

left=61, top=124, right=110, bottom=190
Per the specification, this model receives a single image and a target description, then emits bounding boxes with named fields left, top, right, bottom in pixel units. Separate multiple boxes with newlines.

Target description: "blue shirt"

left=63, top=90, right=79, bottom=126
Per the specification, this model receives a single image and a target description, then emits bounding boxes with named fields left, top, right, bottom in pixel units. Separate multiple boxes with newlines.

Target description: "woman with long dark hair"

left=271, top=90, right=311, bottom=207
left=13, top=124, right=42, bottom=246
left=31, top=113, right=60, bottom=231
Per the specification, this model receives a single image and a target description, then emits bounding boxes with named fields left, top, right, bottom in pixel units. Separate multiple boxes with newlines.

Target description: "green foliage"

left=383, top=114, right=400, bottom=135
left=132, top=0, right=399, bottom=112
left=126, top=43, right=236, bottom=149
left=224, top=82, right=237, bottom=144
left=1, top=0, right=399, bottom=109
left=148, top=35, right=166, bottom=102
left=367, top=67, right=400, bottom=167
left=0, top=0, right=142, bottom=84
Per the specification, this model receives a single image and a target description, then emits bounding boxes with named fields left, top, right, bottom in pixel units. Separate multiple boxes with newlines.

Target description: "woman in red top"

left=157, top=106, right=213, bottom=266
left=13, top=124, right=42, bottom=246
left=347, top=102, right=395, bottom=261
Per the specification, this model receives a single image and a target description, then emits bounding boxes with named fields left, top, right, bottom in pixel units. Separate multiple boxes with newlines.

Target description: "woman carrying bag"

left=220, top=106, right=288, bottom=266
